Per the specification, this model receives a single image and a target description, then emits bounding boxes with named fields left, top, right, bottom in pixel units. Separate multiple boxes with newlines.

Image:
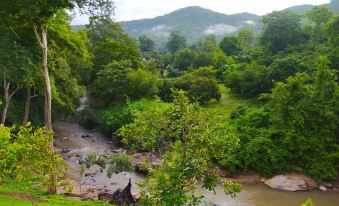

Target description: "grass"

left=0, top=196, right=30, bottom=206
left=0, top=179, right=112, bottom=206
left=0, top=195, right=111, bottom=206
left=202, top=84, right=258, bottom=124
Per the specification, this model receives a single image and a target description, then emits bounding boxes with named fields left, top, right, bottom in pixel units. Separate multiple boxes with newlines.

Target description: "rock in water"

left=265, top=175, right=313, bottom=191
left=319, top=185, right=327, bottom=192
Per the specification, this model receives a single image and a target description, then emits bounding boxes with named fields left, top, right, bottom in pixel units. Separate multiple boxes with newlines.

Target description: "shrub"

left=173, top=48, right=195, bottom=71
left=187, top=76, right=221, bottom=104
left=266, top=66, right=338, bottom=180
left=158, top=80, right=175, bottom=102
left=120, top=108, right=171, bottom=153
left=238, top=137, right=289, bottom=176
left=139, top=91, right=241, bottom=205
left=93, top=60, right=132, bottom=105
left=193, top=52, right=213, bottom=68
left=230, top=105, right=248, bottom=120
left=108, top=153, right=134, bottom=177
left=83, top=100, right=170, bottom=137
left=174, top=67, right=221, bottom=104
left=126, top=69, right=159, bottom=100
left=0, top=124, right=65, bottom=186
left=224, top=62, right=269, bottom=98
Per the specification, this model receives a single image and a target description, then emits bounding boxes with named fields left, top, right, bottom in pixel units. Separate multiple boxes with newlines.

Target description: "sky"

left=71, top=0, right=330, bottom=25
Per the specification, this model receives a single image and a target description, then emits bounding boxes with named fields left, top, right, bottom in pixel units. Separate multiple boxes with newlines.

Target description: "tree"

left=139, top=35, right=155, bottom=52
left=92, top=38, right=141, bottom=74
left=193, top=52, right=213, bottom=68
left=219, top=36, right=241, bottom=56
left=93, top=60, right=132, bottom=105
left=88, top=17, right=141, bottom=76
left=0, top=1, right=113, bottom=193
left=266, top=59, right=338, bottom=181
left=260, top=11, right=306, bottom=53
left=237, top=28, right=255, bottom=55
left=200, top=34, right=217, bottom=52
left=166, top=31, right=186, bottom=53
left=224, top=63, right=269, bottom=97
left=306, top=6, right=333, bottom=28
left=268, top=55, right=309, bottom=84
left=139, top=91, right=241, bottom=205
left=326, top=16, right=339, bottom=70
left=0, top=39, right=35, bottom=125
left=212, top=50, right=235, bottom=79
left=174, top=67, right=221, bottom=104
left=173, top=48, right=195, bottom=71
left=306, top=6, right=333, bottom=42
left=0, top=124, right=65, bottom=189
left=126, top=69, right=159, bottom=100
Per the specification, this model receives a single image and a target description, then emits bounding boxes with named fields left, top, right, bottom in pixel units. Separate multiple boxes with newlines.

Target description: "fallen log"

left=98, top=178, right=139, bottom=206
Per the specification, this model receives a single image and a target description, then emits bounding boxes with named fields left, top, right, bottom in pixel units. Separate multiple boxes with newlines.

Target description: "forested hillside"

left=0, top=0, right=338, bottom=206
left=121, top=6, right=261, bottom=47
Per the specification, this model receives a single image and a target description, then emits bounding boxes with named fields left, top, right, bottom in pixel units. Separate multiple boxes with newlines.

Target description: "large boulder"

left=265, top=174, right=317, bottom=191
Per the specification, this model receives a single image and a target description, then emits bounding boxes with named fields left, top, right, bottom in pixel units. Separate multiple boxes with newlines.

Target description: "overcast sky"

left=71, top=0, right=330, bottom=25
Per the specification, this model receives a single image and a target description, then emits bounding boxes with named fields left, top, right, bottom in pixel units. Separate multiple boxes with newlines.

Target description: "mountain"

left=121, top=6, right=262, bottom=48
left=72, top=1, right=339, bottom=48
left=285, top=0, right=339, bottom=13
left=285, top=4, right=314, bottom=13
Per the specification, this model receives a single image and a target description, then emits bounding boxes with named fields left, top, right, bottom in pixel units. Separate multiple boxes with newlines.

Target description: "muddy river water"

left=54, top=121, right=339, bottom=206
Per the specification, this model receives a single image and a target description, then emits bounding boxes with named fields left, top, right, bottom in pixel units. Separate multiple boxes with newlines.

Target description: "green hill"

left=121, top=6, right=262, bottom=48
left=285, top=4, right=314, bottom=13
left=284, top=0, right=339, bottom=13
left=72, top=1, right=339, bottom=48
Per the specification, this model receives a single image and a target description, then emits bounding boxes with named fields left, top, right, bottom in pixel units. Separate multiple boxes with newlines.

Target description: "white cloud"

left=144, top=25, right=171, bottom=37
left=71, top=0, right=330, bottom=25
left=243, top=20, right=256, bottom=25
left=203, top=24, right=238, bottom=35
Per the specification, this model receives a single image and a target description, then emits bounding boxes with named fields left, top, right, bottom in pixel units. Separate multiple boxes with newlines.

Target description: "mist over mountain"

left=72, top=0, right=339, bottom=48
left=121, top=6, right=261, bottom=48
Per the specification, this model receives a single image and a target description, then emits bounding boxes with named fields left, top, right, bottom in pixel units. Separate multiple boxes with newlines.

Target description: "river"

left=54, top=121, right=339, bottom=206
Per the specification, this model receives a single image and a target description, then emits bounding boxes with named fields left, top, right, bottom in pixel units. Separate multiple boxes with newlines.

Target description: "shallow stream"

left=54, top=121, right=339, bottom=206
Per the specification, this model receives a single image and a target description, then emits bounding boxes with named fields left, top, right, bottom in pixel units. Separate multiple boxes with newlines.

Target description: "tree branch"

left=9, top=86, right=20, bottom=99
left=32, top=24, right=44, bottom=49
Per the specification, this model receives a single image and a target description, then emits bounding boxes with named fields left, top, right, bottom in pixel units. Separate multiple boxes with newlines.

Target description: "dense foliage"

left=0, top=124, right=65, bottom=187
left=1, top=0, right=338, bottom=204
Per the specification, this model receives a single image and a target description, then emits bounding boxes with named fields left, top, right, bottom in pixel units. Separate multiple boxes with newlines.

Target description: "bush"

left=238, top=137, right=289, bottom=176
left=93, top=60, right=132, bottom=105
left=173, top=48, right=195, bottom=71
left=212, top=127, right=240, bottom=174
left=266, top=66, right=338, bottom=180
left=230, top=105, right=248, bottom=120
left=0, top=124, right=65, bottom=185
left=108, top=153, right=134, bottom=177
left=120, top=108, right=170, bottom=153
left=187, top=76, right=221, bottom=104
left=174, top=67, right=221, bottom=104
left=224, top=62, right=269, bottom=98
left=126, top=69, right=159, bottom=100
left=80, top=100, right=170, bottom=137
left=158, top=80, right=175, bottom=102
left=193, top=52, right=213, bottom=68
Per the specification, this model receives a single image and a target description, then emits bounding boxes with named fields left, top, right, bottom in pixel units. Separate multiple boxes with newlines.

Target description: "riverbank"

left=53, top=121, right=339, bottom=206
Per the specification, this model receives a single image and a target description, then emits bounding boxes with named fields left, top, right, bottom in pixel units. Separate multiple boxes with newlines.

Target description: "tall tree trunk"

left=33, top=25, right=56, bottom=194
left=1, top=80, right=19, bottom=125
left=23, top=87, right=37, bottom=125
left=41, top=28, right=52, bottom=131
